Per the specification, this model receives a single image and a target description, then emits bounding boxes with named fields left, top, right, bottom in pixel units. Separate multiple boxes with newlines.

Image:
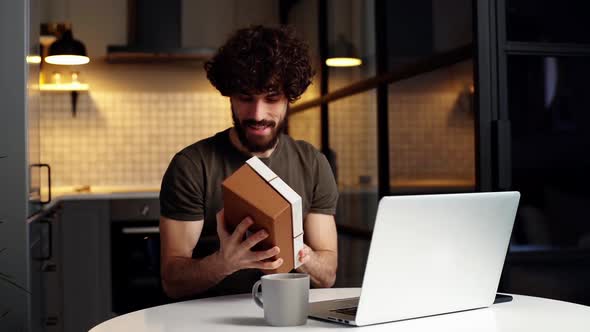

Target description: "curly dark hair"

left=204, top=25, right=315, bottom=103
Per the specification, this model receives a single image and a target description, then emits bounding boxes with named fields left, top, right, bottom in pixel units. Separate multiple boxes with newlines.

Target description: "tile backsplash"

left=328, top=91, right=379, bottom=189
left=40, top=92, right=232, bottom=188
left=290, top=60, right=476, bottom=190
left=388, top=90, right=475, bottom=188
left=388, top=60, right=476, bottom=189
left=41, top=59, right=475, bottom=193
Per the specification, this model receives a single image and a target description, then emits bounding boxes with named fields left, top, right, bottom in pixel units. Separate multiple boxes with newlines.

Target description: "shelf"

left=40, top=83, right=89, bottom=92
left=38, top=83, right=89, bottom=116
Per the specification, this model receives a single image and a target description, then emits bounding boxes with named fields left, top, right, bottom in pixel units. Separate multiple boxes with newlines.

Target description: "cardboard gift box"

left=222, top=156, right=304, bottom=274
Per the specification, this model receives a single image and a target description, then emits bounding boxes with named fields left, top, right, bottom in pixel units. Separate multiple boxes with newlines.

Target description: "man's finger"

left=299, top=245, right=311, bottom=257
left=231, top=217, right=253, bottom=242
left=250, top=246, right=280, bottom=261
left=299, top=253, right=311, bottom=264
left=216, top=209, right=230, bottom=239
left=241, top=229, right=269, bottom=250
left=251, top=258, right=284, bottom=270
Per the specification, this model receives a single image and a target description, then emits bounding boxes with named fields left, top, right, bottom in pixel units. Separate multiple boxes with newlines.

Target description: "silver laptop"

left=310, top=191, right=520, bottom=326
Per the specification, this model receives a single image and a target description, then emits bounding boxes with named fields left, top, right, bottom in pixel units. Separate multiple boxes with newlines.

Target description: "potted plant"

left=0, top=220, right=29, bottom=321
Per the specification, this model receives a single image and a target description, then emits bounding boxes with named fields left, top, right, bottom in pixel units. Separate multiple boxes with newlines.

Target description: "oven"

left=110, top=198, right=168, bottom=315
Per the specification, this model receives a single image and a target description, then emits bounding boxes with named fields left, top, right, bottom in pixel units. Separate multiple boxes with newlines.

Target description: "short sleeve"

left=159, top=153, right=205, bottom=221
left=310, top=151, right=339, bottom=215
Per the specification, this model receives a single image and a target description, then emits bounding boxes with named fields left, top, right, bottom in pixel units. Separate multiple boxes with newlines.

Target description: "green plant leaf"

left=0, top=273, right=30, bottom=294
left=1, top=308, right=9, bottom=320
left=0, top=220, right=31, bottom=296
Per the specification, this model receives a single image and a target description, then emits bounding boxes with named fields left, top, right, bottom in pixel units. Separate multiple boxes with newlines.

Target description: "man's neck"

left=228, top=128, right=278, bottom=158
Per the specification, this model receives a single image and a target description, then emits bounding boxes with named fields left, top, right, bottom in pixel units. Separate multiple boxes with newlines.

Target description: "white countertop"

left=89, top=288, right=590, bottom=332
left=38, top=186, right=159, bottom=212
left=52, top=191, right=159, bottom=201
left=46, top=185, right=159, bottom=197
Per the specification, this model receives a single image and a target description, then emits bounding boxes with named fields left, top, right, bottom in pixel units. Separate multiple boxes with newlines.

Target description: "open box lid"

left=246, top=157, right=304, bottom=238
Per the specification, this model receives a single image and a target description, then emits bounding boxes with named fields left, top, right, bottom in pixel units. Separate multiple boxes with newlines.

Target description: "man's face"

left=231, top=91, right=288, bottom=153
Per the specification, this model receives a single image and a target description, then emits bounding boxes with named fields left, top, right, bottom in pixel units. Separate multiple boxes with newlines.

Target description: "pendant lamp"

left=45, top=29, right=89, bottom=65
left=326, top=35, right=362, bottom=67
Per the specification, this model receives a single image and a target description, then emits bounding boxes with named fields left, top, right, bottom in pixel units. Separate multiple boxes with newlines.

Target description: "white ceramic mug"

left=252, top=273, right=310, bottom=326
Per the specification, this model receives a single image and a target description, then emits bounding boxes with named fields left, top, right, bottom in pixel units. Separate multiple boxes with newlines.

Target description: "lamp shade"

left=326, top=35, right=362, bottom=67
left=45, top=30, right=89, bottom=65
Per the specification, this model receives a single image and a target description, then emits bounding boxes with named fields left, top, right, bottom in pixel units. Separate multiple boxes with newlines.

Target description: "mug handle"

left=252, top=280, right=263, bottom=309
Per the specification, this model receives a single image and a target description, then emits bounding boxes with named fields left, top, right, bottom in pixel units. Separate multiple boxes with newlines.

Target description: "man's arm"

left=160, top=211, right=283, bottom=299
left=160, top=216, right=226, bottom=299
left=295, top=212, right=338, bottom=288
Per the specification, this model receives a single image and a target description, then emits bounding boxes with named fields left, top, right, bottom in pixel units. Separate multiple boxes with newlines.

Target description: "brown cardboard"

left=222, top=163, right=296, bottom=274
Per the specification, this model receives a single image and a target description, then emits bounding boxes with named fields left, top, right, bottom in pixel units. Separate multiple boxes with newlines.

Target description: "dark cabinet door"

left=29, top=210, right=55, bottom=332
left=29, top=219, right=44, bottom=332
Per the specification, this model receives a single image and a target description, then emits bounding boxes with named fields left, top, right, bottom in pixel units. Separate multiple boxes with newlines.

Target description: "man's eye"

left=266, top=96, right=280, bottom=102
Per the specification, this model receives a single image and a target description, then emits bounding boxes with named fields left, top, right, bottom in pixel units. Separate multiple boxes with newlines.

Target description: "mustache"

left=242, top=119, right=276, bottom=127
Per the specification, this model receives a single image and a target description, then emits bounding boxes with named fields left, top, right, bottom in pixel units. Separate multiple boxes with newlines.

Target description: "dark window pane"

left=388, top=60, right=476, bottom=194
left=327, top=0, right=376, bottom=91
left=386, top=0, right=472, bottom=71
left=329, top=90, right=379, bottom=229
left=507, top=55, right=590, bottom=247
left=506, top=0, right=590, bottom=44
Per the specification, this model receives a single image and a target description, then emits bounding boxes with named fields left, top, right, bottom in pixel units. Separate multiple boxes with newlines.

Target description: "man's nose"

left=248, top=100, right=267, bottom=120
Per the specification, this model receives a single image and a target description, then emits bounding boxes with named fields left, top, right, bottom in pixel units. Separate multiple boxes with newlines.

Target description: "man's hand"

left=294, top=213, right=338, bottom=288
left=297, top=244, right=314, bottom=265
left=216, top=209, right=284, bottom=275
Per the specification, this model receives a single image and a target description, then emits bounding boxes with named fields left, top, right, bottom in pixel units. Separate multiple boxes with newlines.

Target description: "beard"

left=231, top=106, right=286, bottom=153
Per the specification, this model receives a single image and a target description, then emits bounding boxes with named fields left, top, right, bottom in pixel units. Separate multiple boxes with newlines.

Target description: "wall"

left=39, top=0, right=280, bottom=189
left=286, top=0, right=322, bottom=148
left=388, top=60, right=475, bottom=190
left=432, top=0, right=472, bottom=52
left=40, top=92, right=232, bottom=189
left=43, top=0, right=279, bottom=58
left=40, top=0, right=475, bottom=193
left=291, top=60, right=475, bottom=191
left=288, top=0, right=475, bottom=191
left=40, top=0, right=279, bottom=93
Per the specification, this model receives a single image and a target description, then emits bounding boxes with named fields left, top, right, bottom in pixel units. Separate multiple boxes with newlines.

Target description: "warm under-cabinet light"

left=326, top=57, right=362, bottom=67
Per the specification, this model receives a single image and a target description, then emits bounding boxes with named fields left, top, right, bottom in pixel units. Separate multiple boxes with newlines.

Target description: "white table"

left=90, top=288, right=590, bottom=331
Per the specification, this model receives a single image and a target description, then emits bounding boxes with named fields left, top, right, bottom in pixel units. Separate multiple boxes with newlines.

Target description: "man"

left=159, top=25, right=339, bottom=300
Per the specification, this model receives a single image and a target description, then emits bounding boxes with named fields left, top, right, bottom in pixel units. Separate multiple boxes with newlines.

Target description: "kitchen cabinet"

left=0, top=0, right=41, bottom=330
left=182, top=0, right=278, bottom=50
left=29, top=206, right=60, bottom=332
left=57, top=200, right=112, bottom=332
left=26, top=198, right=115, bottom=332
left=43, top=196, right=160, bottom=331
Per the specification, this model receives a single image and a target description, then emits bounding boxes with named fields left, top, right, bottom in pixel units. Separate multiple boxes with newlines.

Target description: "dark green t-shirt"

left=159, top=128, right=338, bottom=297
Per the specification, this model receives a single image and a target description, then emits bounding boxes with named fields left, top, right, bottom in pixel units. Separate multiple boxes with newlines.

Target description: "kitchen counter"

left=40, top=185, right=160, bottom=211
left=34, top=186, right=162, bottom=331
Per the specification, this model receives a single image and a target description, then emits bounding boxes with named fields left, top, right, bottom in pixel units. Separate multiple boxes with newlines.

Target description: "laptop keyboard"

left=331, top=306, right=358, bottom=316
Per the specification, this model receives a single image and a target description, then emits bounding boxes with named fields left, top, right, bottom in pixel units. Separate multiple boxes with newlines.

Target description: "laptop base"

left=310, top=293, right=513, bottom=326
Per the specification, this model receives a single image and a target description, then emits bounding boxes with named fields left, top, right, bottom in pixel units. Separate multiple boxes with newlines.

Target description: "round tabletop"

left=90, top=288, right=590, bottom=331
